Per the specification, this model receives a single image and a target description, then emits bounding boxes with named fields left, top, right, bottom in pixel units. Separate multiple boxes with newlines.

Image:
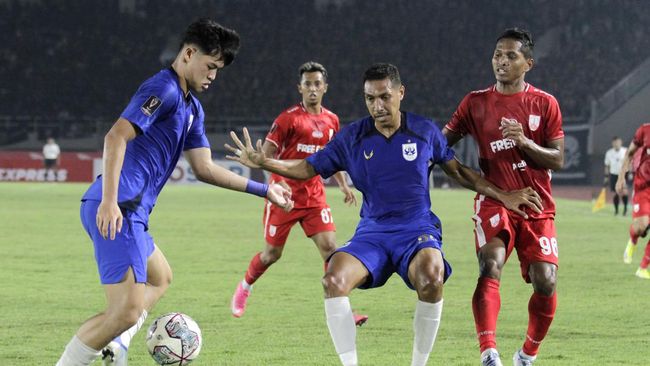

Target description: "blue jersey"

left=82, top=68, right=210, bottom=223
left=307, top=112, right=454, bottom=225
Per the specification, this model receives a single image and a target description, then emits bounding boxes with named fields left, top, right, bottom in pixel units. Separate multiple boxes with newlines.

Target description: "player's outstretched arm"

left=441, top=157, right=543, bottom=218
left=616, top=140, right=638, bottom=195
left=225, top=127, right=319, bottom=180
left=499, top=118, right=564, bottom=171
left=97, top=118, right=138, bottom=240
left=184, top=147, right=293, bottom=211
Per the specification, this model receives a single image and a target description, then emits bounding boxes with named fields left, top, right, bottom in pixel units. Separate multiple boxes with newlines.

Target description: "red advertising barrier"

left=0, top=151, right=101, bottom=182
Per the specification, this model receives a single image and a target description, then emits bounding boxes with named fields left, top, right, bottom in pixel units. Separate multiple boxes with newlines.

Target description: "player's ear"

left=323, top=82, right=328, bottom=94
left=399, top=85, right=405, bottom=101
left=182, top=46, right=198, bottom=63
left=525, top=58, right=534, bottom=72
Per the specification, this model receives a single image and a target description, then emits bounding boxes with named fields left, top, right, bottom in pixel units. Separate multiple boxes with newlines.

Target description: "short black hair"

left=299, top=61, right=327, bottom=81
left=180, top=18, right=241, bottom=66
left=363, top=63, right=401, bottom=86
left=497, top=28, right=534, bottom=59
left=612, top=136, right=621, bottom=141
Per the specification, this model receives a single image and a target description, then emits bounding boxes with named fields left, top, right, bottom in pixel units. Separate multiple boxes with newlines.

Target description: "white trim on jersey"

left=265, top=137, right=279, bottom=148
left=263, top=200, right=273, bottom=237
left=473, top=194, right=487, bottom=247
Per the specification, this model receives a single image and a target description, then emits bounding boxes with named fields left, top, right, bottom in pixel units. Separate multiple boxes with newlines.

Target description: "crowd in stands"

left=1, top=0, right=649, bottom=141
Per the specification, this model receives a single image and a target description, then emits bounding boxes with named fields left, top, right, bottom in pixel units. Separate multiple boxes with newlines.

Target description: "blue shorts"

left=335, top=216, right=452, bottom=290
left=80, top=200, right=154, bottom=284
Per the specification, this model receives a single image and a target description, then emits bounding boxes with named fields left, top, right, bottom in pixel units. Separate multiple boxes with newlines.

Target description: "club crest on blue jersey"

left=402, top=142, right=417, bottom=161
left=141, top=95, right=163, bottom=116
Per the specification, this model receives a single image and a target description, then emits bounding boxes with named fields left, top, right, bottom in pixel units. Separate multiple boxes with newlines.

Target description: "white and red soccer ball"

left=146, top=312, right=202, bottom=365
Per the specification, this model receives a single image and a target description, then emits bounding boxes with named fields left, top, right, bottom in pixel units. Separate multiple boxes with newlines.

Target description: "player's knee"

left=107, top=305, right=143, bottom=333
left=478, top=257, right=503, bottom=279
left=414, top=276, right=444, bottom=302
left=261, top=248, right=282, bottom=265
left=321, top=273, right=350, bottom=296
left=531, top=269, right=557, bottom=296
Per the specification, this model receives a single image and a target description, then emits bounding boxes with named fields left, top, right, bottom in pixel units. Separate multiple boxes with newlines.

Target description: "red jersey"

left=265, top=103, right=340, bottom=208
left=446, top=83, right=564, bottom=218
left=632, top=123, right=650, bottom=191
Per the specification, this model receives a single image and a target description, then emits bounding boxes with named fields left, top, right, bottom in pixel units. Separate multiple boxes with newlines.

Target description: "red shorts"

left=262, top=201, right=336, bottom=246
left=472, top=197, right=558, bottom=282
left=632, top=188, right=650, bottom=218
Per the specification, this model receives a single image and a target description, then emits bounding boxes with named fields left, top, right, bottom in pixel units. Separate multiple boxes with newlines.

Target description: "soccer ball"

left=145, top=312, right=202, bottom=365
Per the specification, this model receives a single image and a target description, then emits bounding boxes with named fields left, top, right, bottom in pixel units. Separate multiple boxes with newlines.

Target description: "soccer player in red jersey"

left=231, top=62, right=367, bottom=325
left=617, top=124, right=650, bottom=279
left=443, top=28, right=564, bottom=366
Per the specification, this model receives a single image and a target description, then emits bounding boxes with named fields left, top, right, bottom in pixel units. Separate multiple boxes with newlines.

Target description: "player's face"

left=612, top=138, right=623, bottom=149
left=492, top=38, right=533, bottom=84
left=298, top=71, right=328, bottom=107
left=185, top=47, right=225, bottom=93
left=364, top=78, right=404, bottom=128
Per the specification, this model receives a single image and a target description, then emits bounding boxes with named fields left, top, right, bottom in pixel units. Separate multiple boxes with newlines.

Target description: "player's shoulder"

left=140, top=69, right=182, bottom=100
left=341, top=116, right=373, bottom=138
left=526, top=84, right=559, bottom=103
left=468, top=86, right=493, bottom=96
left=321, top=105, right=339, bottom=119
left=280, top=103, right=303, bottom=116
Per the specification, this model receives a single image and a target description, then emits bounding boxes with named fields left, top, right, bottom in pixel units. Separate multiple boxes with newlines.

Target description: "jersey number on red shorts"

left=321, top=208, right=333, bottom=224
left=539, top=236, right=558, bottom=257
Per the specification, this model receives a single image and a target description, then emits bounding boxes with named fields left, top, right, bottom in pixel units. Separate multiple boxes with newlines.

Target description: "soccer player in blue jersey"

left=55, top=19, right=292, bottom=366
left=227, top=63, right=543, bottom=366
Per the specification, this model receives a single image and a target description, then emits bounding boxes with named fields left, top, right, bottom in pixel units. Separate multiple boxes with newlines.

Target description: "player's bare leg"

left=102, top=245, right=173, bottom=365
left=313, top=231, right=368, bottom=326
left=513, top=262, right=557, bottom=365
left=56, top=268, right=145, bottom=366
left=625, top=215, right=649, bottom=266
left=473, top=237, right=507, bottom=366
left=407, top=248, right=445, bottom=366
left=322, top=252, right=369, bottom=366
left=231, top=243, right=285, bottom=317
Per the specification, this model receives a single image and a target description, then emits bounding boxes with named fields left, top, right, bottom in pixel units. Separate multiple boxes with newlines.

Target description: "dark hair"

left=363, top=63, right=401, bottom=86
left=180, top=18, right=241, bottom=66
left=612, top=136, right=621, bottom=141
left=497, top=28, right=534, bottom=59
left=299, top=61, right=327, bottom=81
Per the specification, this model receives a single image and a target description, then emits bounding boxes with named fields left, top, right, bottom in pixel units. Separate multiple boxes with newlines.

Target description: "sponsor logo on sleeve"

left=141, top=95, right=163, bottom=116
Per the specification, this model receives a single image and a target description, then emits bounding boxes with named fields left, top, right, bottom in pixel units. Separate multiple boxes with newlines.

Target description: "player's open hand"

left=499, top=118, right=530, bottom=148
left=225, top=127, right=265, bottom=169
left=267, top=182, right=294, bottom=212
left=96, top=200, right=123, bottom=240
left=341, top=186, right=357, bottom=206
left=501, top=187, right=543, bottom=219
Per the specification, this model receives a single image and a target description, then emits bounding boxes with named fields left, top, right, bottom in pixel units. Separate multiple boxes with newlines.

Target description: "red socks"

left=472, top=277, right=501, bottom=352
left=522, top=292, right=557, bottom=356
left=640, top=242, right=650, bottom=269
left=244, top=253, right=269, bottom=285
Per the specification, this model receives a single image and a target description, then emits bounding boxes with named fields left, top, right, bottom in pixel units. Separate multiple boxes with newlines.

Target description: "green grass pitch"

left=1, top=182, right=647, bottom=365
